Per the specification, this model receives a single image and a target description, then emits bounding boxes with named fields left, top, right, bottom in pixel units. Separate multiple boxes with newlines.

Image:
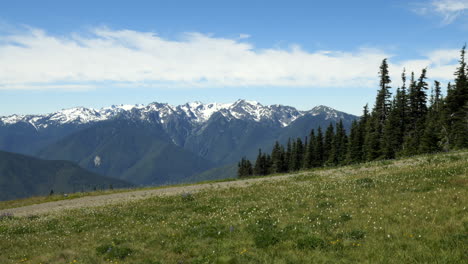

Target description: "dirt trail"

left=2, top=152, right=464, bottom=217
left=0, top=173, right=303, bottom=217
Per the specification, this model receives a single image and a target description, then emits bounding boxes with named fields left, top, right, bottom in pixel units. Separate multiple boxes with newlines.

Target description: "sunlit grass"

left=0, top=151, right=466, bottom=263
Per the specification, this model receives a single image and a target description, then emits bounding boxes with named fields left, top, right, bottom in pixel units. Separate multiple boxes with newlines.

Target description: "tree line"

left=238, top=46, right=468, bottom=178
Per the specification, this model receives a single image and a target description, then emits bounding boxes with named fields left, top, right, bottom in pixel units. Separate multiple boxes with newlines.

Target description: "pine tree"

left=314, top=127, right=324, bottom=166
left=328, top=120, right=348, bottom=165
left=420, top=80, right=445, bottom=153
left=288, top=140, right=297, bottom=171
left=303, top=136, right=309, bottom=168
left=323, top=123, right=335, bottom=164
left=265, top=154, right=272, bottom=175
left=289, top=138, right=304, bottom=171
left=237, top=157, right=253, bottom=178
left=254, top=149, right=264, bottom=175
left=279, top=145, right=287, bottom=172
left=346, top=120, right=362, bottom=164
left=382, top=72, right=410, bottom=159
left=403, top=68, right=429, bottom=155
left=364, top=116, right=381, bottom=160
left=364, top=59, right=393, bottom=160
left=375, top=59, right=393, bottom=124
left=444, top=45, right=468, bottom=149
left=285, top=139, right=292, bottom=172
left=271, top=141, right=283, bottom=173
left=339, top=120, right=349, bottom=164
left=382, top=95, right=398, bottom=158
left=304, top=130, right=316, bottom=168
left=357, top=104, right=370, bottom=161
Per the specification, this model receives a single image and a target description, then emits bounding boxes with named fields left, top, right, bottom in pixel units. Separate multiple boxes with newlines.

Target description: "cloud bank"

left=0, top=27, right=461, bottom=90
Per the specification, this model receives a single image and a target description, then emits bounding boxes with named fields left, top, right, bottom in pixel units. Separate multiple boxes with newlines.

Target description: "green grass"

left=0, top=189, right=130, bottom=211
left=0, top=179, right=235, bottom=211
left=0, top=151, right=467, bottom=263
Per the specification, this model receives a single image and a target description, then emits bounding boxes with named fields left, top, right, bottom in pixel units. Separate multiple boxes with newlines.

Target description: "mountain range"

left=0, top=100, right=358, bottom=187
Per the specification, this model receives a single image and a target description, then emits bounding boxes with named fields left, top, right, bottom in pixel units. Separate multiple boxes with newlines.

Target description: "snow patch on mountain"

left=0, top=100, right=348, bottom=129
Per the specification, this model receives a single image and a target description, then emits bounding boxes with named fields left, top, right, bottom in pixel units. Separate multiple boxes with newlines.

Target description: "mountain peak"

left=308, top=105, right=347, bottom=120
left=0, top=100, right=353, bottom=129
left=311, top=105, right=336, bottom=111
left=232, top=99, right=261, bottom=106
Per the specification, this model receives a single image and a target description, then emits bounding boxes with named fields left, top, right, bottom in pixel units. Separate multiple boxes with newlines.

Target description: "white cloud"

left=416, top=0, right=468, bottom=24
left=0, top=27, right=460, bottom=91
left=239, top=34, right=250, bottom=39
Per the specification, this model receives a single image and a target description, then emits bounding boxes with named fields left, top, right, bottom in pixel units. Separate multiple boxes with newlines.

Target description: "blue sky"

left=1, top=0, right=467, bottom=115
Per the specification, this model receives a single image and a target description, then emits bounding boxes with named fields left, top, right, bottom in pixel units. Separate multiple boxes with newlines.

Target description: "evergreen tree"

left=404, top=69, right=429, bottom=155
left=364, top=115, right=381, bottom=160
left=357, top=104, right=370, bottom=161
left=314, top=127, right=324, bottom=167
left=237, top=157, right=253, bottom=178
left=419, top=80, right=445, bottom=153
left=419, top=110, right=442, bottom=153
left=375, top=58, right=393, bottom=124
left=365, top=59, right=393, bottom=160
left=382, top=95, right=399, bottom=158
left=288, top=140, right=297, bottom=171
left=338, top=120, right=349, bottom=164
left=328, top=120, right=348, bottom=165
left=382, top=71, right=410, bottom=159
left=285, top=139, right=292, bottom=172
left=303, top=136, right=309, bottom=168
left=444, top=46, right=468, bottom=149
left=323, top=123, right=335, bottom=163
left=439, top=82, right=452, bottom=151
left=265, top=154, right=272, bottom=175
left=245, top=159, right=253, bottom=176
left=346, top=120, right=362, bottom=164
left=289, top=138, right=304, bottom=171
left=279, top=145, right=287, bottom=172
left=254, top=149, right=265, bottom=175
left=304, top=130, right=316, bottom=168
left=271, top=141, right=283, bottom=173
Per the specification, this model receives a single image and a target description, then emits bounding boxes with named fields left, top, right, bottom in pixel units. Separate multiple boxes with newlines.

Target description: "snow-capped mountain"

left=0, top=99, right=347, bottom=129
left=0, top=100, right=358, bottom=185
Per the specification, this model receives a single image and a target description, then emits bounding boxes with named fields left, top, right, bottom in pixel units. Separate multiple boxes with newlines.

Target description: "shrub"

left=96, top=244, right=133, bottom=259
left=249, top=218, right=281, bottom=248
left=340, top=213, right=352, bottom=222
left=181, top=192, right=195, bottom=202
left=318, top=201, right=335, bottom=208
left=0, top=212, right=14, bottom=220
left=355, top=178, right=375, bottom=188
left=347, top=230, right=366, bottom=240
left=296, top=236, right=326, bottom=250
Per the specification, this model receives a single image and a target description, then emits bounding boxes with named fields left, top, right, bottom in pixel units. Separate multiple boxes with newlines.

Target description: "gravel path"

left=2, top=151, right=464, bottom=217
left=0, top=173, right=303, bottom=217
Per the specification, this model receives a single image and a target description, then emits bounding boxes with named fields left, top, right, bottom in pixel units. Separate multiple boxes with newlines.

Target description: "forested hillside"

left=239, top=47, right=468, bottom=177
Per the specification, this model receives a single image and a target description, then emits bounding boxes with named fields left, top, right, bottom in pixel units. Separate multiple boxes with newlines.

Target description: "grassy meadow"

left=0, top=151, right=467, bottom=263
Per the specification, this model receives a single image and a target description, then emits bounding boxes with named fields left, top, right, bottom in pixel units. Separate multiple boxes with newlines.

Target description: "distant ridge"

left=0, top=100, right=358, bottom=187
left=0, top=100, right=350, bottom=129
left=0, top=150, right=132, bottom=201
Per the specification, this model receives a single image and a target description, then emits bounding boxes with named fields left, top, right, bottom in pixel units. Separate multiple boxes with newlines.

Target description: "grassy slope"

left=0, top=151, right=467, bottom=264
